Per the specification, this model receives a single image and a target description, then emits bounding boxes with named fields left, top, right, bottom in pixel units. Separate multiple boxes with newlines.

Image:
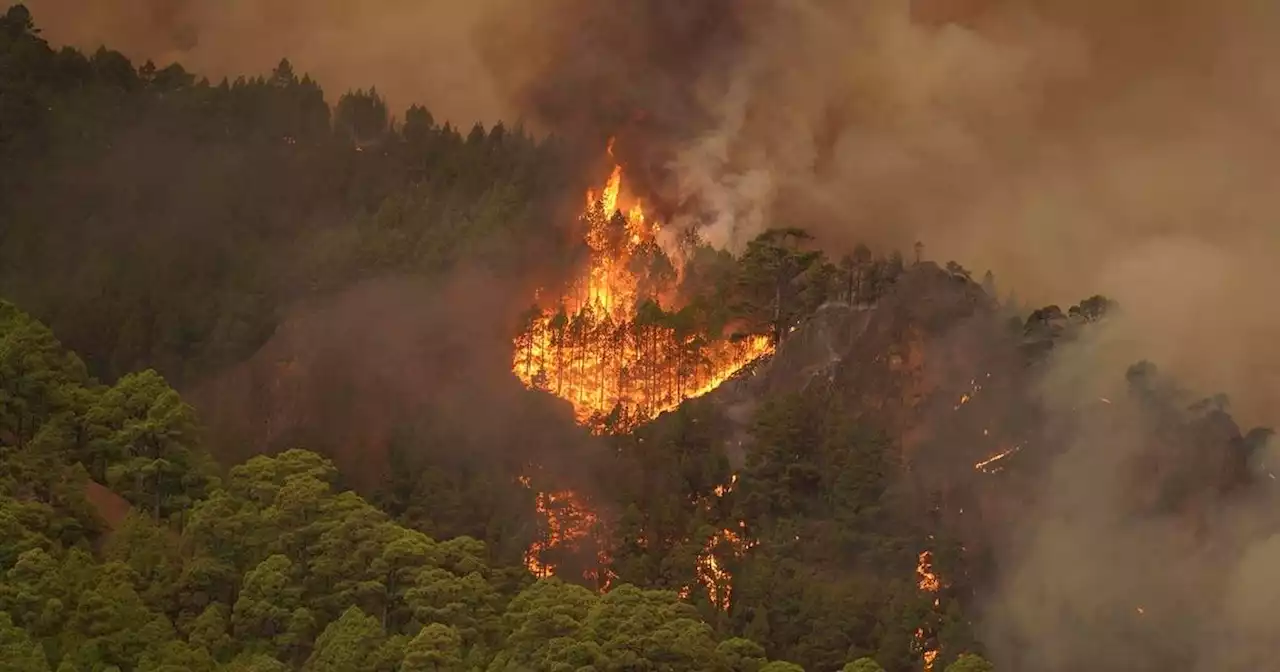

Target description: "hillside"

left=0, top=297, right=828, bottom=671
left=3, top=4, right=1279, bottom=672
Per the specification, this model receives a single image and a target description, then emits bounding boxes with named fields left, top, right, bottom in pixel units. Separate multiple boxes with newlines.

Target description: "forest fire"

left=917, top=550, right=942, bottom=594
left=690, top=525, right=756, bottom=610
left=520, top=478, right=612, bottom=588
left=681, top=474, right=755, bottom=610
left=974, top=444, right=1022, bottom=473
left=953, top=374, right=990, bottom=411
left=916, top=550, right=942, bottom=671
left=511, top=144, right=771, bottom=590
left=511, top=142, right=773, bottom=432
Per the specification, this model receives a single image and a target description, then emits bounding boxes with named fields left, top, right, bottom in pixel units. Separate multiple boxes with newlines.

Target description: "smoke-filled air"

left=2, top=0, right=1277, bottom=671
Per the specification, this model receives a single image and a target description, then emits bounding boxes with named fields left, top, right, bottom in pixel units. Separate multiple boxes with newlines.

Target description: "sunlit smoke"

left=511, top=143, right=773, bottom=432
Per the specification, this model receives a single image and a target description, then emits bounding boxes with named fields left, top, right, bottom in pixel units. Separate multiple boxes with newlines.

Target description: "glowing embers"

left=915, top=550, right=943, bottom=671
left=511, top=143, right=774, bottom=432
left=688, top=525, right=756, bottom=610
left=917, top=550, right=942, bottom=594
left=519, top=476, right=613, bottom=590
left=952, top=373, right=990, bottom=411
left=681, top=474, right=756, bottom=611
left=974, top=444, right=1023, bottom=473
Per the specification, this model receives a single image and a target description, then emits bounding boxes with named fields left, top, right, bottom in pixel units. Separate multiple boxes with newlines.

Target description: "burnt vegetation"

left=0, top=5, right=1275, bottom=672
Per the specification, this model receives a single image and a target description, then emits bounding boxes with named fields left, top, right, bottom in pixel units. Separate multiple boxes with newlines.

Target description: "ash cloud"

left=977, top=329, right=1280, bottom=672
left=37, top=0, right=1280, bottom=665
left=488, top=0, right=1280, bottom=424
left=493, top=1, right=1280, bottom=667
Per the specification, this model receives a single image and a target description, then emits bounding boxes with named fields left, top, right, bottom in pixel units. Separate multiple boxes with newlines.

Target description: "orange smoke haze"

left=24, top=0, right=519, bottom=125
left=35, top=1, right=1280, bottom=667
left=512, top=146, right=773, bottom=431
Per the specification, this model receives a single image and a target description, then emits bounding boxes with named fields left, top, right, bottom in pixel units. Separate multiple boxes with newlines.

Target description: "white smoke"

left=668, top=68, right=777, bottom=254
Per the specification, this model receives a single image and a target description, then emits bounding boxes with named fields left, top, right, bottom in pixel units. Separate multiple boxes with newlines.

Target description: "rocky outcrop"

left=709, top=262, right=1013, bottom=470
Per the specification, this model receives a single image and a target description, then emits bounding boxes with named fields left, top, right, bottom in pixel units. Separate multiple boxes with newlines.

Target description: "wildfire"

left=713, top=473, right=739, bottom=497
left=915, top=550, right=942, bottom=671
left=974, top=444, right=1023, bottom=473
left=917, top=550, right=941, bottom=594
left=520, top=478, right=613, bottom=589
left=952, top=374, right=990, bottom=411
left=688, top=524, right=757, bottom=610
left=511, top=143, right=774, bottom=432
left=679, top=474, right=755, bottom=610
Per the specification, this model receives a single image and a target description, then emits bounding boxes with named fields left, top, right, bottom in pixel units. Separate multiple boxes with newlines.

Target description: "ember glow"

left=713, top=473, right=739, bottom=497
left=690, top=524, right=757, bottom=610
left=520, top=477, right=612, bottom=589
left=512, top=143, right=773, bottom=431
left=974, top=444, right=1023, bottom=473
left=952, top=374, right=990, bottom=411
left=917, top=550, right=941, bottom=594
left=683, top=474, right=755, bottom=610
left=915, top=550, right=942, bottom=671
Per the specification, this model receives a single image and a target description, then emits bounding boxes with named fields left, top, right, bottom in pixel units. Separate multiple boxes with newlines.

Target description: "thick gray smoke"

left=482, top=2, right=1280, bottom=668
left=34, top=0, right=1280, bottom=667
left=979, top=328, right=1280, bottom=671
left=479, top=0, right=1280, bottom=426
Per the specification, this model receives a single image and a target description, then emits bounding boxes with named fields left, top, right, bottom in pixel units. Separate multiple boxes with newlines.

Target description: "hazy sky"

left=26, top=0, right=1280, bottom=427
left=32, top=3, right=1280, bottom=668
left=26, top=0, right=518, bottom=125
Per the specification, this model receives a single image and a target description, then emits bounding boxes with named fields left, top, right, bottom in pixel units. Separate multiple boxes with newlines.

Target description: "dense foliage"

left=0, top=297, right=867, bottom=671
left=0, top=7, right=999, bottom=668
left=0, top=4, right=570, bottom=388
left=4, top=5, right=1273, bottom=672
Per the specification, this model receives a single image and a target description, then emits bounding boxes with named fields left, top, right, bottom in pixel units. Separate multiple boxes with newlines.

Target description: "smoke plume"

left=978, top=326, right=1280, bottom=672
left=37, top=0, right=1280, bottom=667
left=481, top=0, right=1280, bottom=668
left=475, top=0, right=1280, bottom=423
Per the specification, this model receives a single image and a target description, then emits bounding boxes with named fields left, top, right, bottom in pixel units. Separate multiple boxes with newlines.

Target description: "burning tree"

left=511, top=145, right=773, bottom=433
left=512, top=142, right=775, bottom=593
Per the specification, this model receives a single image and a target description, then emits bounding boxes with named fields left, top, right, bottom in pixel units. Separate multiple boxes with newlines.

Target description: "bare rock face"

left=700, top=261, right=1059, bottom=566
left=710, top=262, right=1010, bottom=467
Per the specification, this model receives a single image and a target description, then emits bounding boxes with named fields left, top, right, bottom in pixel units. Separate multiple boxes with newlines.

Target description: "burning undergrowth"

left=509, top=140, right=777, bottom=596
left=186, top=270, right=607, bottom=562
left=654, top=260, right=1279, bottom=669
left=868, top=294, right=1280, bottom=671
left=186, top=210, right=1277, bottom=669
left=511, top=141, right=774, bottom=433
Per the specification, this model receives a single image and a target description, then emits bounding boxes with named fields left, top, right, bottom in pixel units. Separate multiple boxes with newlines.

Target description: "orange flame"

left=512, top=143, right=773, bottom=432
left=519, top=478, right=612, bottom=589
left=917, top=550, right=941, bottom=593
left=952, top=374, right=990, bottom=411
left=681, top=474, right=755, bottom=610
left=916, top=550, right=942, bottom=671
left=690, top=524, right=756, bottom=610
left=974, top=444, right=1022, bottom=473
